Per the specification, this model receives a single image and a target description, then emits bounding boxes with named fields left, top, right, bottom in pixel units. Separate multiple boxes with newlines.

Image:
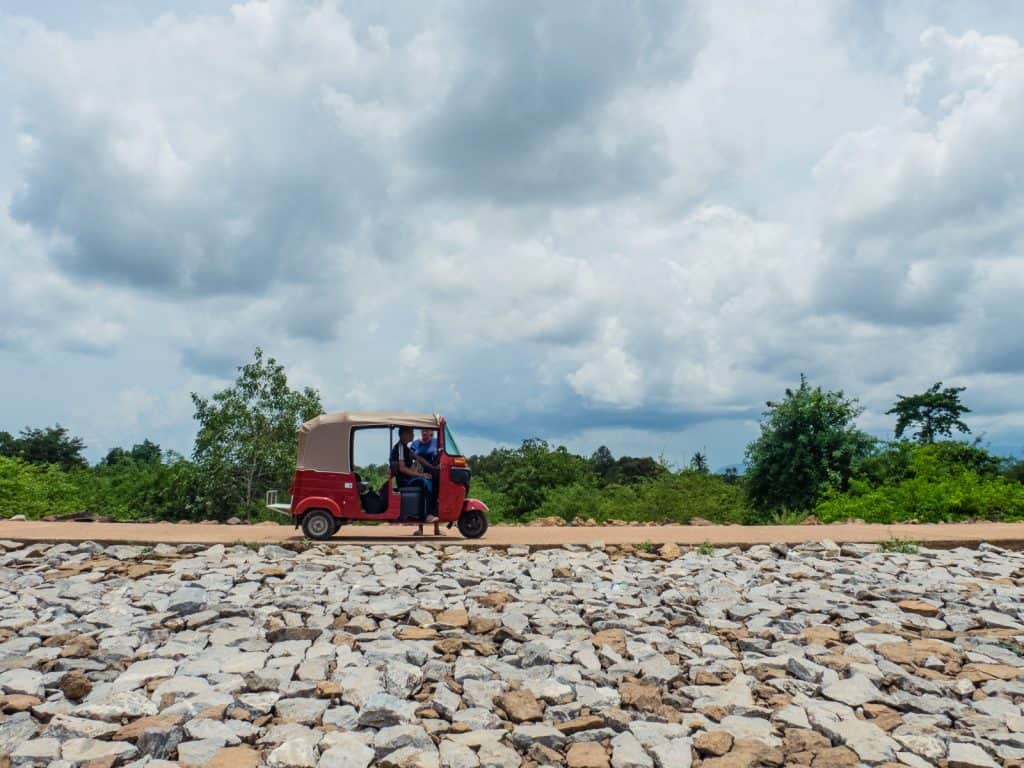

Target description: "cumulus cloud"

left=1, top=1, right=1023, bottom=462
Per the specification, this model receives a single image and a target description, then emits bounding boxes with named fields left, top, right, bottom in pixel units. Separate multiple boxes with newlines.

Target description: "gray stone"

left=357, top=693, right=419, bottom=727
left=947, top=742, right=999, bottom=768
left=269, top=738, right=320, bottom=768
left=275, top=697, right=330, bottom=724
left=822, top=673, right=886, bottom=707
left=0, top=669, right=44, bottom=697
left=168, top=587, right=208, bottom=615
left=319, top=737, right=374, bottom=768
left=61, top=738, right=138, bottom=763
left=611, top=732, right=653, bottom=768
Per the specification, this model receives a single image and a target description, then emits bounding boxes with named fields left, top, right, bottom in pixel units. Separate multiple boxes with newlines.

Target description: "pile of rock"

left=1, top=538, right=1023, bottom=768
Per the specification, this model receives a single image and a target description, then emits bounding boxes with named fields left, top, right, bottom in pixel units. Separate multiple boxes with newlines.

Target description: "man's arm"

left=397, top=444, right=430, bottom=478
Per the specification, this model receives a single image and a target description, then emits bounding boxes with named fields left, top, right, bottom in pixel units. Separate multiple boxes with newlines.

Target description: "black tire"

left=302, top=509, right=336, bottom=541
left=457, top=509, right=488, bottom=539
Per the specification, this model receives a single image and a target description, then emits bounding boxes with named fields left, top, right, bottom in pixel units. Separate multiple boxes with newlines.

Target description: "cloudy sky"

left=2, top=0, right=1023, bottom=467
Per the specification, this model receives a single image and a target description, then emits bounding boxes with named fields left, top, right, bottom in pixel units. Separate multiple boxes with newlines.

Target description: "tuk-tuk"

left=270, top=411, right=489, bottom=540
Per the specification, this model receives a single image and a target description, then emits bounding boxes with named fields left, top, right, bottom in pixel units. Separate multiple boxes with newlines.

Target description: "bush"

left=816, top=442, right=1024, bottom=523
left=531, top=471, right=747, bottom=525
left=0, top=456, right=85, bottom=519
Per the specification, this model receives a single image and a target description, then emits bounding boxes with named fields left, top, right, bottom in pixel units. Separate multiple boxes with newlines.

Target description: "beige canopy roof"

left=296, top=411, right=442, bottom=474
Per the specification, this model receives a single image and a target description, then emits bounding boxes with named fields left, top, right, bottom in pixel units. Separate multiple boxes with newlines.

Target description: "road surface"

left=2, top=519, right=1024, bottom=548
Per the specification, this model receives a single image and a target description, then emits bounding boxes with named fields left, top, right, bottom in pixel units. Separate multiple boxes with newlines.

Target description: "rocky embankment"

left=1, top=539, right=1023, bottom=768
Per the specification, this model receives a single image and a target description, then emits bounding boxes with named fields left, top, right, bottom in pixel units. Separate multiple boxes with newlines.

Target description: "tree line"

left=2, top=349, right=1023, bottom=524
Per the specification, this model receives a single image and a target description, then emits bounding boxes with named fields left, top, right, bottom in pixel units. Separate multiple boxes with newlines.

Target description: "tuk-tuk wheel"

left=301, top=509, right=336, bottom=541
left=457, top=509, right=488, bottom=539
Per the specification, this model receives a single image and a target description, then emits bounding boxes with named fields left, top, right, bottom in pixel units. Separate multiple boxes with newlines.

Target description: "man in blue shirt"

left=410, top=428, right=440, bottom=535
left=410, top=428, right=438, bottom=469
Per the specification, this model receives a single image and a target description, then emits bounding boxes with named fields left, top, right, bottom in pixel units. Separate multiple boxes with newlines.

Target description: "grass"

left=768, top=509, right=808, bottom=525
left=697, top=540, right=715, bottom=555
left=998, top=641, right=1024, bottom=657
left=878, top=537, right=920, bottom=554
left=637, top=540, right=657, bottom=554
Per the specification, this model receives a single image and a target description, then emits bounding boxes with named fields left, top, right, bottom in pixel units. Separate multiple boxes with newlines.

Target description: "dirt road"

left=2, top=518, right=1024, bottom=548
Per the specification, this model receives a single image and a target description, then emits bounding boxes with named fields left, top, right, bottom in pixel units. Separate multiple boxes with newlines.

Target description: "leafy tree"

left=590, top=446, right=615, bottom=478
left=605, top=455, right=666, bottom=485
left=102, top=439, right=163, bottom=466
left=887, top=382, right=971, bottom=444
left=744, top=374, right=875, bottom=515
left=689, top=452, right=709, bottom=474
left=0, top=425, right=87, bottom=470
left=468, top=439, right=595, bottom=518
left=191, top=348, right=322, bottom=520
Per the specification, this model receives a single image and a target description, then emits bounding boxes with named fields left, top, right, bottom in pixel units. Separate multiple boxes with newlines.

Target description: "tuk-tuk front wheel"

left=301, top=509, right=336, bottom=541
left=457, top=509, right=488, bottom=539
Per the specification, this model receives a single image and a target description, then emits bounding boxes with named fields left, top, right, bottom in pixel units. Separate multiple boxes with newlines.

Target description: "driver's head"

left=398, top=426, right=414, bottom=442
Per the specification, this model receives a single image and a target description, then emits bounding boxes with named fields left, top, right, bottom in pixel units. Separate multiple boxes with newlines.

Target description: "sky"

left=1, top=0, right=1023, bottom=468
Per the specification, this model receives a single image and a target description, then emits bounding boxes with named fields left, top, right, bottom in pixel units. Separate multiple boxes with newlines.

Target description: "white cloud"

left=1, top=2, right=1023, bottom=464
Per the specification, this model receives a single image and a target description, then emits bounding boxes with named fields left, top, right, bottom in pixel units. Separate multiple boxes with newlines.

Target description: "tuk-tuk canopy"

left=297, top=411, right=442, bottom=474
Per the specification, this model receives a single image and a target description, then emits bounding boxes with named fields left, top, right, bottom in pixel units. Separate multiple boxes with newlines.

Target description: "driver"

left=391, top=426, right=438, bottom=535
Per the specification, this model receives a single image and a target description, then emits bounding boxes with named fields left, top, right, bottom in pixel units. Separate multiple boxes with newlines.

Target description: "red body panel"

left=289, top=418, right=475, bottom=526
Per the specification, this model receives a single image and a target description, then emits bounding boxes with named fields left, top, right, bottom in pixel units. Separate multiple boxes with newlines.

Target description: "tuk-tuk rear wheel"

left=457, top=509, right=488, bottom=539
left=302, top=509, right=336, bottom=541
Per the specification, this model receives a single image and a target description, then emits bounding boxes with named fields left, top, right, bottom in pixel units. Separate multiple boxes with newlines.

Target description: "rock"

left=0, top=694, right=40, bottom=713
left=207, top=747, right=262, bottom=768
left=113, top=715, right=184, bottom=742
left=701, top=739, right=782, bottom=768
left=475, top=740, right=521, bottom=768
left=268, top=738, right=319, bottom=768
left=226, top=517, right=242, bottom=525
left=510, top=724, right=566, bottom=751
left=499, top=690, right=544, bottom=723
left=168, top=587, right=208, bottom=615
left=693, top=730, right=732, bottom=756
left=59, top=670, right=93, bottom=700
left=138, top=726, right=185, bottom=760
left=528, top=517, right=566, bottom=527
left=567, top=743, right=610, bottom=768
left=947, top=742, right=999, bottom=768
left=115, top=658, right=178, bottom=690
left=177, top=738, right=226, bottom=767
left=659, top=543, right=681, bottom=560
left=821, top=674, right=885, bottom=707
left=73, top=691, right=158, bottom=721
left=810, top=747, right=858, bottom=767
left=593, top=629, right=627, bottom=654
left=12, top=737, right=62, bottom=764
left=688, top=517, right=714, bottom=526
left=898, top=599, right=940, bottom=617
left=434, top=609, right=469, bottom=629
left=611, top=732, right=653, bottom=768
left=619, top=681, right=661, bottom=712
left=319, top=735, right=374, bottom=768
left=274, top=697, right=330, bottom=724
left=60, top=739, right=137, bottom=763
left=357, top=693, right=418, bottom=728
left=0, top=670, right=43, bottom=698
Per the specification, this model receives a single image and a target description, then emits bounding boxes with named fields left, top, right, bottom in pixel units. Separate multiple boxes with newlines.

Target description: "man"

left=411, top=428, right=441, bottom=536
left=391, top=426, right=438, bottom=535
left=411, top=428, right=438, bottom=469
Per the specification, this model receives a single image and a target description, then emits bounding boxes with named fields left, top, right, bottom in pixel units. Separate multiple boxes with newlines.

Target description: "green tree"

left=744, top=374, right=875, bottom=515
left=102, top=439, right=163, bottom=466
left=689, top=452, right=709, bottom=474
left=589, top=446, right=615, bottom=478
left=191, top=348, right=322, bottom=520
left=887, top=382, right=970, bottom=444
left=0, top=425, right=87, bottom=470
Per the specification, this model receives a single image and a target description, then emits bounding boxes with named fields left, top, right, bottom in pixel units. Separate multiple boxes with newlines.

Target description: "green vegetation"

left=744, top=375, right=876, bottom=518
left=1, top=358, right=1023, bottom=526
left=697, top=541, right=715, bottom=555
left=879, top=538, right=920, bottom=554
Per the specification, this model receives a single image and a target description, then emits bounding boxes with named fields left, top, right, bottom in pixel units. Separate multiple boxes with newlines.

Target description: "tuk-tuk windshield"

left=443, top=423, right=462, bottom=456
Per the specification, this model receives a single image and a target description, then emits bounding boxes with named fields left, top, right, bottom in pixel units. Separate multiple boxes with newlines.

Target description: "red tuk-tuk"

left=269, top=411, right=489, bottom=540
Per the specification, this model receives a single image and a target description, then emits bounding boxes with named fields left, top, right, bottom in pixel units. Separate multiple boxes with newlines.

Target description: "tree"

left=0, top=425, right=88, bottom=470
left=744, top=374, right=875, bottom=514
left=102, top=439, right=163, bottom=466
left=590, top=446, right=615, bottom=478
left=689, top=452, right=709, bottom=474
left=887, top=382, right=970, bottom=444
left=191, top=348, right=322, bottom=520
